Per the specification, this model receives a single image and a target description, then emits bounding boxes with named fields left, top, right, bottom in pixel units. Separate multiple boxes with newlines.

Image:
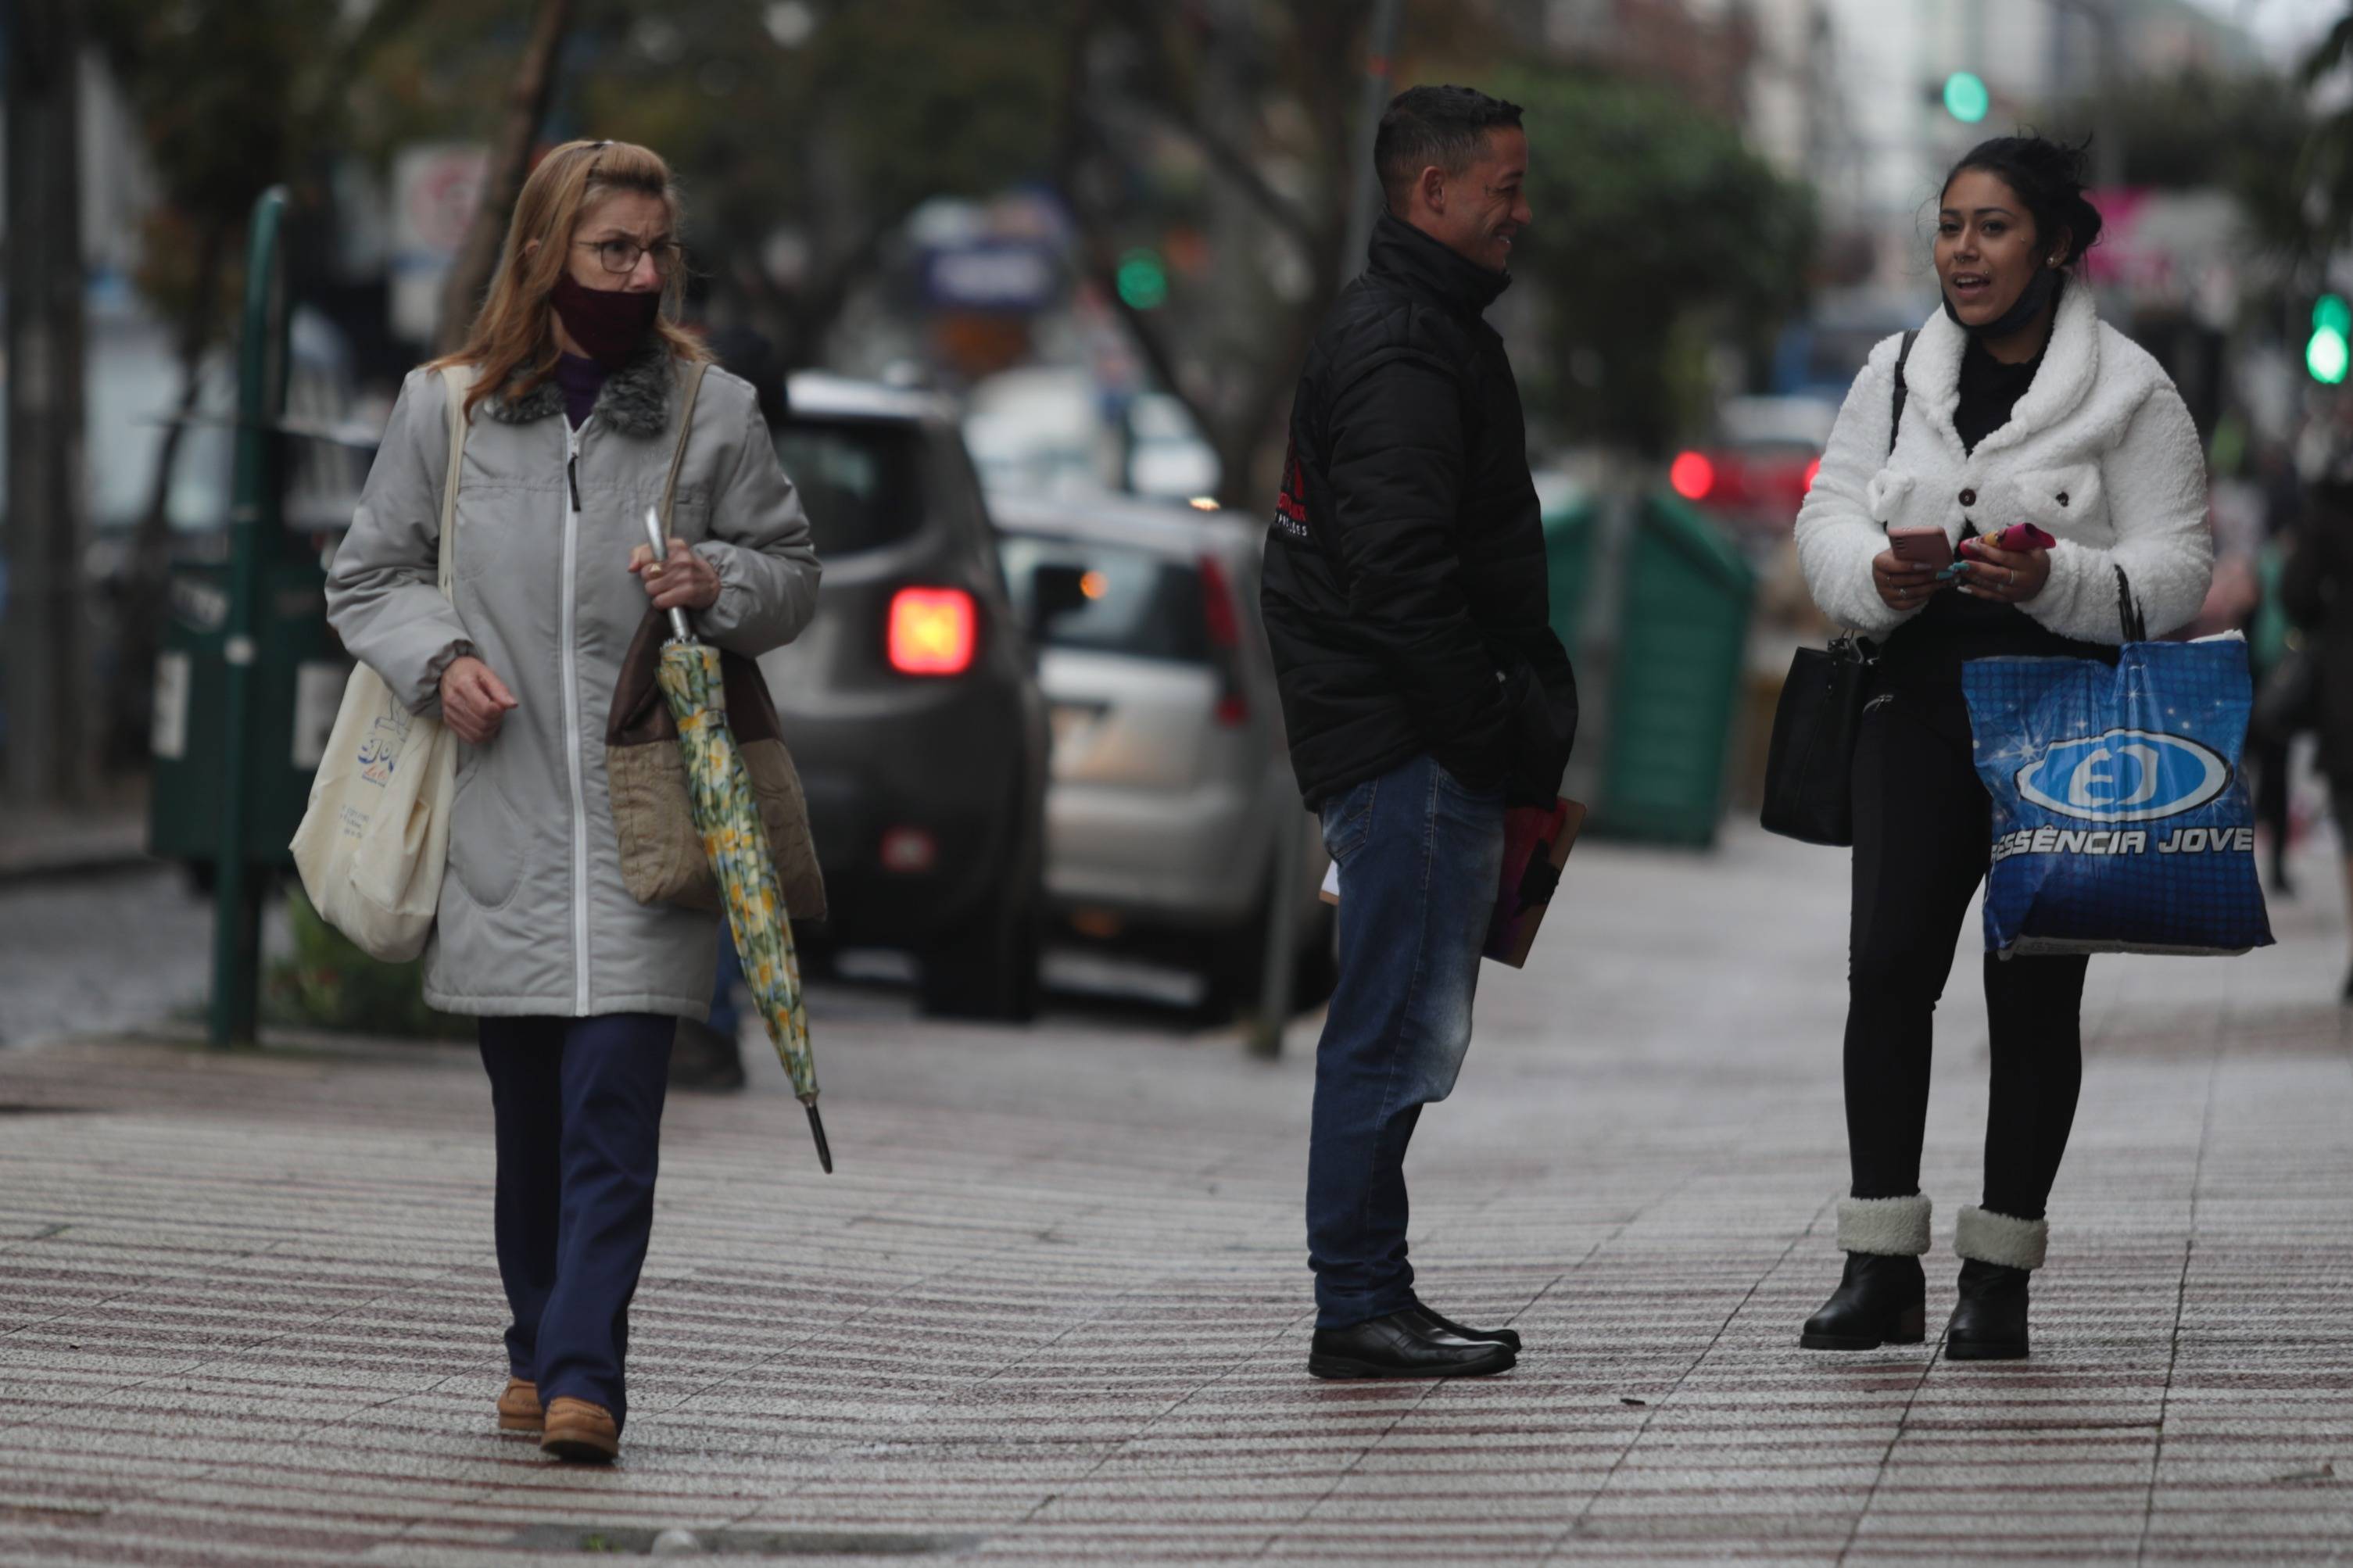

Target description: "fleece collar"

left=481, top=345, right=677, bottom=438
left=1904, top=276, right=2102, bottom=462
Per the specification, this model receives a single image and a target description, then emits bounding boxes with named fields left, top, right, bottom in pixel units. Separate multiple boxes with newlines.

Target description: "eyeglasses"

left=575, top=238, right=682, bottom=276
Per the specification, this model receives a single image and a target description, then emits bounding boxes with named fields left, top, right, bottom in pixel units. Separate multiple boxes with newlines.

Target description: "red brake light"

left=1669, top=451, right=1716, bottom=501
left=1198, top=554, right=1248, bottom=727
left=1803, top=456, right=1823, bottom=492
left=1197, top=555, right=1241, bottom=649
left=888, top=587, right=976, bottom=676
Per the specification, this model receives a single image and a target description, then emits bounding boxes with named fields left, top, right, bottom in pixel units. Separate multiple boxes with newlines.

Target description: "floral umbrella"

left=646, top=528, right=829, bottom=1171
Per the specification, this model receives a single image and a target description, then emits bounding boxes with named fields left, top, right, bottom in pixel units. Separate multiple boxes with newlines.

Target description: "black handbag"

left=1761, top=635, right=1879, bottom=844
left=1760, top=330, right=1915, bottom=846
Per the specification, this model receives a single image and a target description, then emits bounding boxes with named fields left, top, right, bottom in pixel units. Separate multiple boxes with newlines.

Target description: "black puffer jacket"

left=1262, top=213, right=1576, bottom=808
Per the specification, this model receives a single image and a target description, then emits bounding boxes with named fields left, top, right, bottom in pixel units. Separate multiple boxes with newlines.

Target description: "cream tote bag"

left=291, top=364, right=475, bottom=961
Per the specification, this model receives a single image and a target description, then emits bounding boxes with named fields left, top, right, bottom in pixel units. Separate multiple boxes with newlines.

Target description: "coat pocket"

left=2010, top=464, right=2104, bottom=533
left=1864, top=467, right=1916, bottom=524
left=448, top=753, right=528, bottom=911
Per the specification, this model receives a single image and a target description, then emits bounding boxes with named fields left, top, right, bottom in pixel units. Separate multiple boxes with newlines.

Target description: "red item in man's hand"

left=1483, top=798, right=1586, bottom=968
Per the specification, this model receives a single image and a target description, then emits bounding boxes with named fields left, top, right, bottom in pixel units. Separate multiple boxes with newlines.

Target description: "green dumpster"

left=1541, top=489, right=1599, bottom=653
left=1592, top=489, right=1755, bottom=846
left=148, top=557, right=345, bottom=875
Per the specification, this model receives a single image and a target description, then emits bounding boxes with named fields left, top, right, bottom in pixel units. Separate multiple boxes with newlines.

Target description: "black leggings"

left=1845, top=678, right=2086, bottom=1221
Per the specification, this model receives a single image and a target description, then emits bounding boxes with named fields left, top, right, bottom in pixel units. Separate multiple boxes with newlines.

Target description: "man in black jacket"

left=1263, top=84, right=1577, bottom=1380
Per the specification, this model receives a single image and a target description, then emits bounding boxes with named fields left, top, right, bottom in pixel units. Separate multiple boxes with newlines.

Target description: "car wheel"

left=1202, top=883, right=1338, bottom=1022
left=1291, top=902, right=1339, bottom=1010
left=919, top=875, right=1044, bottom=1022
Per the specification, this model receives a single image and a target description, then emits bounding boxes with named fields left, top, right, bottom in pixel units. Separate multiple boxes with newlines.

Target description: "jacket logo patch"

left=1272, top=438, right=1310, bottom=541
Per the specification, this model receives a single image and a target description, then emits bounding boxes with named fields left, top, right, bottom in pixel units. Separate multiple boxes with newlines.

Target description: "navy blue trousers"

left=1307, top=753, right=1506, bottom=1330
left=478, top=1014, right=672, bottom=1431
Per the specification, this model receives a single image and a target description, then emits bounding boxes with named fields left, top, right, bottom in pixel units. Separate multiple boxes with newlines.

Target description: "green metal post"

left=207, top=186, right=290, bottom=1045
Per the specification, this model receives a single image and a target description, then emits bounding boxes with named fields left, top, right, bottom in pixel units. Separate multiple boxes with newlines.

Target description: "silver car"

left=990, top=492, right=1334, bottom=1015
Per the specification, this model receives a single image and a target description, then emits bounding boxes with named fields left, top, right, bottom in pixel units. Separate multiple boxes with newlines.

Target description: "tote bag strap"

left=660, top=360, right=711, bottom=533
left=435, top=363, right=479, bottom=603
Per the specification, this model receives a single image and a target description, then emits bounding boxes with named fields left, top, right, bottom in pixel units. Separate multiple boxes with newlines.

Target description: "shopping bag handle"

left=2114, top=564, right=2147, bottom=645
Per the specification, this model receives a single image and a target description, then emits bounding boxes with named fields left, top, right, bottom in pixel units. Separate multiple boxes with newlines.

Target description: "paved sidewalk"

left=2, top=826, right=2348, bottom=1565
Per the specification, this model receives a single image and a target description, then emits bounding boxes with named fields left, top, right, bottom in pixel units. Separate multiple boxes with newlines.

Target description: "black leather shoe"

left=1309, top=1309, right=1517, bottom=1380
left=1946, top=1259, right=2031, bottom=1360
left=1800, top=1253, right=1926, bottom=1350
left=1410, top=1303, right=1521, bottom=1351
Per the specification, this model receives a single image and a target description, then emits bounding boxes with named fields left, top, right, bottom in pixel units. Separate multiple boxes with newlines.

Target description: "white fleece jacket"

left=1794, top=281, right=2212, bottom=644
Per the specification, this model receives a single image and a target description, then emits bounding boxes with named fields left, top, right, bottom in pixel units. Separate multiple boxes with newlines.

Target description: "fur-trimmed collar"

left=1902, top=277, right=2103, bottom=463
left=480, top=348, right=678, bottom=438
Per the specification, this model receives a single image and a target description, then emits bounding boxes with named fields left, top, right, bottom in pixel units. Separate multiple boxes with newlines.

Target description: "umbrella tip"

left=806, top=1102, right=834, bottom=1174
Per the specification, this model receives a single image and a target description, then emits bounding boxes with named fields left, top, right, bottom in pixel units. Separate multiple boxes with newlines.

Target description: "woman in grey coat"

left=326, top=139, right=818, bottom=1462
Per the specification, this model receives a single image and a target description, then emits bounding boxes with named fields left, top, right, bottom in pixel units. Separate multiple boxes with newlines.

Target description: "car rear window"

left=775, top=419, right=925, bottom=557
left=998, top=536, right=1209, bottom=664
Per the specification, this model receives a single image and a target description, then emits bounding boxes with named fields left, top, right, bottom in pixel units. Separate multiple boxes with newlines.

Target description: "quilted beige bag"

left=603, top=361, right=827, bottom=920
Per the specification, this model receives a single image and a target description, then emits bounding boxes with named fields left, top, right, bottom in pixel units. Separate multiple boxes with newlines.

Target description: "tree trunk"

left=110, top=219, right=231, bottom=768
left=4, top=0, right=88, bottom=804
left=434, top=0, right=575, bottom=355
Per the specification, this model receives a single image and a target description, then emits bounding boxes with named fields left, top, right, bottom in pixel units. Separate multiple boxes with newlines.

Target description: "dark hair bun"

left=1943, top=134, right=2104, bottom=269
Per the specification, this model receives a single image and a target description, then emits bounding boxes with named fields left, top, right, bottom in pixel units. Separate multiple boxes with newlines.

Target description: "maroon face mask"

left=550, top=273, right=661, bottom=368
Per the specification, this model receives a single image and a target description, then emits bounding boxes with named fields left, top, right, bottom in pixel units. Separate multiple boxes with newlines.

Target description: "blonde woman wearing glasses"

left=328, top=140, right=819, bottom=1462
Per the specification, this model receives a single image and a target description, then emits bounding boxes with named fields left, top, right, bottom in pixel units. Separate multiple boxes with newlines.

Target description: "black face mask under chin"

left=1944, top=265, right=2061, bottom=341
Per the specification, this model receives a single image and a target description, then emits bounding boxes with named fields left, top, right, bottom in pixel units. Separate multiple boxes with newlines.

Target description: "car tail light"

left=887, top=587, right=977, bottom=676
left=1803, top=456, right=1822, bottom=492
left=879, top=826, right=937, bottom=873
left=1198, top=555, right=1248, bottom=727
left=1669, top=451, right=1716, bottom=501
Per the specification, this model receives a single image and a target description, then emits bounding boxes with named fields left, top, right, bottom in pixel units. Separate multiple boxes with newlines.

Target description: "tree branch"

left=435, top=0, right=575, bottom=354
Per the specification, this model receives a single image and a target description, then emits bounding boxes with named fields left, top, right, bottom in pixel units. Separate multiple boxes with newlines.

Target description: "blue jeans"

left=1307, top=752, right=1506, bottom=1329
left=709, top=922, right=745, bottom=1038
left=478, top=1014, right=673, bottom=1431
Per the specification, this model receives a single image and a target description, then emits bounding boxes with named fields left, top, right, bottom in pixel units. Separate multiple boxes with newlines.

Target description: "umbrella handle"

left=643, top=506, right=697, bottom=644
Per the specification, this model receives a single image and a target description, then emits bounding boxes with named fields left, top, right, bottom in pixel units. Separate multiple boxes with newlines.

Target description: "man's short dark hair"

left=1374, top=85, right=1524, bottom=217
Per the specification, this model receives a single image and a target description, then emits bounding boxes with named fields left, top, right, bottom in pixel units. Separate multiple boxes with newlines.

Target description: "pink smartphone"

left=1886, top=526, right=1952, bottom=569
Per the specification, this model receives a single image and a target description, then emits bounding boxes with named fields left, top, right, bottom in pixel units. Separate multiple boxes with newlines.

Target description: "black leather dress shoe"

left=1800, top=1252, right=1926, bottom=1350
left=1309, top=1308, right=1517, bottom=1380
left=1946, top=1259, right=2031, bottom=1360
left=1411, top=1304, right=1522, bottom=1351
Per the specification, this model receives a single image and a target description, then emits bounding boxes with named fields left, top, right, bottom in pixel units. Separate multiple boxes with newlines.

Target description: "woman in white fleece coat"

left=1791, top=136, right=2212, bottom=1361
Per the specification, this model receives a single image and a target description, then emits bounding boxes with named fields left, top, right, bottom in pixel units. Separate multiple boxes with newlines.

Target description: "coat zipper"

left=561, top=418, right=592, bottom=1014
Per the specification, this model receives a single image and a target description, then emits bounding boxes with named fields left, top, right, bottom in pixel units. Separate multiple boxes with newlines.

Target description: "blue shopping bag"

left=1961, top=626, right=2273, bottom=959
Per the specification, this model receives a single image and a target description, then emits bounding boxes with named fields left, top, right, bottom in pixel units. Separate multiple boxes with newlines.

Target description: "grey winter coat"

left=326, top=349, right=821, bottom=1018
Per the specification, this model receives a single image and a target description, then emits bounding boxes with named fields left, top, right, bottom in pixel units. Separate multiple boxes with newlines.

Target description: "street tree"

left=1495, top=66, right=1816, bottom=456
left=85, top=0, right=427, bottom=764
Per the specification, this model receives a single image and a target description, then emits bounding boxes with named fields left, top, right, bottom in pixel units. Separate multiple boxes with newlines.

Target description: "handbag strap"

left=660, top=360, right=711, bottom=535
left=2115, top=564, right=2147, bottom=644
left=1889, top=329, right=1917, bottom=456
left=435, top=363, right=478, bottom=603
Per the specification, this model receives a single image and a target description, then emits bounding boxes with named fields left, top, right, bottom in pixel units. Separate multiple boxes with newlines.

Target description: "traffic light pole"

left=207, top=187, right=291, bottom=1046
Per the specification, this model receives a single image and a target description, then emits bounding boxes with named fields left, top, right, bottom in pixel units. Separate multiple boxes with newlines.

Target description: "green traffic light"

left=2310, top=327, right=2350, bottom=385
left=1943, top=71, right=1990, bottom=124
left=2317, top=295, right=2351, bottom=336
left=1116, top=249, right=1168, bottom=311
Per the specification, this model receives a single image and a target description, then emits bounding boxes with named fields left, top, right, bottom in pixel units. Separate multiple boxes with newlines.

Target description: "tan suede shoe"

left=496, top=1376, right=543, bottom=1434
left=539, top=1397, right=619, bottom=1462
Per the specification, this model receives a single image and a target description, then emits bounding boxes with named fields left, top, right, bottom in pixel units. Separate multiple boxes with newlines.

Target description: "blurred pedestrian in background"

left=1793, top=135, right=2212, bottom=1361
left=1260, top=85, right=1577, bottom=1381
left=2280, top=437, right=2353, bottom=998
left=326, top=139, right=820, bottom=1460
